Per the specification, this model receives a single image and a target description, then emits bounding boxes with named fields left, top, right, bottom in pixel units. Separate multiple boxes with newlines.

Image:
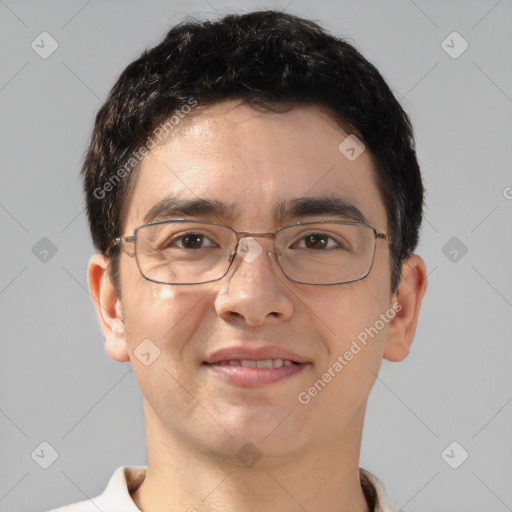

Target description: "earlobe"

left=383, top=254, right=428, bottom=362
left=88, top=253, right=130, bottom=363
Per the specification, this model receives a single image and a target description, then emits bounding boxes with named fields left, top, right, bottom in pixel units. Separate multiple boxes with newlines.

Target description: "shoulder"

left=47, top=466, right=147, bottom=512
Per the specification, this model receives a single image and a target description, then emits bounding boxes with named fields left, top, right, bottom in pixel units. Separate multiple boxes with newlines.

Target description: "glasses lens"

left=133, top=221, right=377, bottom=285
left=276, top=223, right=376, bottom=284
left=135, top=221, right=235, bottom=284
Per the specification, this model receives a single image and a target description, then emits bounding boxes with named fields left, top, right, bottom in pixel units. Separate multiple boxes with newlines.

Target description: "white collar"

left=53, top=465, right=400, bottom=512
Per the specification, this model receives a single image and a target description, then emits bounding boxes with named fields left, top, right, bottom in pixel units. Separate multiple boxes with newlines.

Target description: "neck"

left=131, top=401, right=371, bottom=512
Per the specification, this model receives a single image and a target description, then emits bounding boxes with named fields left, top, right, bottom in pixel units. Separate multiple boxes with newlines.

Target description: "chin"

left=205, top=431, right=307, bottom=468
left=208, top=405, right=309, bottom=452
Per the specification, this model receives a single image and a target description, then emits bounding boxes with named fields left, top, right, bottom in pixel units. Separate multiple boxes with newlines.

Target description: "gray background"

left=1, top=0, right=511, bottom=511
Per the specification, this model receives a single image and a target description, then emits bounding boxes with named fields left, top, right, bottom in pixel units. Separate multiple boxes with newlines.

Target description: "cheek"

left=301, top=285, right=390, bottom=426
left=122, top=281, right=210, bottom=390
left=120, top=262, right=212, bottom=354
left=134, top=289, right=204, bottom=337
left=309, top=280, right=387, bottom=348
left=305, top=279, right=391, bottom=394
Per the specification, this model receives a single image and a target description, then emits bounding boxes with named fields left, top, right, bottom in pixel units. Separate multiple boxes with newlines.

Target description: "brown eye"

left=175, top=233, right=206, bottom=249
left=294, top=232, right=346, bottom=250
left=304, top=234, right=329, bottom=249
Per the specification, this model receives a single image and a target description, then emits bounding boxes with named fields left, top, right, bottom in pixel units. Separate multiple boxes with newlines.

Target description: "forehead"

left=123, top=100, right=387, bottom=231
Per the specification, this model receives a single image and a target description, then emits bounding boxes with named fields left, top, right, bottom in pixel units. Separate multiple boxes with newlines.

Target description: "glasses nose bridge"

left=234, top=230, right=278, bottom=253
left=228, top=231, right=281, bottom=269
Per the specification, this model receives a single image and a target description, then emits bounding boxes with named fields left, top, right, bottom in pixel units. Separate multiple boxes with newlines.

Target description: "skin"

left=88, top=100, right=427, bottom=512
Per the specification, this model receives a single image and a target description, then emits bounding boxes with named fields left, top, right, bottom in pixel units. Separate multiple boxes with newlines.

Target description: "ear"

left=383, top=254, right=427, bottom=362
left=88, top=253, right=130, bottom=362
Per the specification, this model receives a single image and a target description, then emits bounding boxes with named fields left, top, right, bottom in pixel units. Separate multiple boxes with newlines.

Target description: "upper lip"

left=204, top=345, right=310, bottom=364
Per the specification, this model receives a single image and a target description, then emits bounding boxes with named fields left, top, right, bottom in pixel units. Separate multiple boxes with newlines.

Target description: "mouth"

left=209, top=358, right=300, bottom=369
left=203, top=347, right=310, bottom=387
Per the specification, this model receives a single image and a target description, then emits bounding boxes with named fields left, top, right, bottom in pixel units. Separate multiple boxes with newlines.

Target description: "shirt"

left=49, top=466, right=401, bottom=512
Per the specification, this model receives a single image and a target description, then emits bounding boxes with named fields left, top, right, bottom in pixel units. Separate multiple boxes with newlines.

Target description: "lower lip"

left=204, top=362, right=309, bottom=387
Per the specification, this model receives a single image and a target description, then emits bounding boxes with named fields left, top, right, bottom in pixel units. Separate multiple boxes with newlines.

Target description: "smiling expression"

left=106, top=99, right=398, bottom=462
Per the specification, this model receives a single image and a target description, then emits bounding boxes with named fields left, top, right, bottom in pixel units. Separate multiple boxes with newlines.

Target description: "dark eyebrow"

left=273, top=196, right=369, bottom=225
left=143, top=195, right=369, bottom=225
left=144, top=197, right=238, bottom=223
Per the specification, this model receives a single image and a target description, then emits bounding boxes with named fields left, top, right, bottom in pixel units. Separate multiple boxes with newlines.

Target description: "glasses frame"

left=112, top=219, right=392, bottom=286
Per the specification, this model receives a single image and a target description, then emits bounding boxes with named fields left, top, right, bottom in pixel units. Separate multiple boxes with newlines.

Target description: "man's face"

left=113, top=100, right=397, bottom=462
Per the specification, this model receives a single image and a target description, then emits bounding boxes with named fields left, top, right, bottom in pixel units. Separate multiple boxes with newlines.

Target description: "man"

left=52, top=9, right=427, bottom=512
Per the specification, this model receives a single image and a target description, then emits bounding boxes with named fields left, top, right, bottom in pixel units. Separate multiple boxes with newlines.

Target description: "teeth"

left=256, top=359, right=273, bottom=368
left=222, top=359, right=294, bottom=368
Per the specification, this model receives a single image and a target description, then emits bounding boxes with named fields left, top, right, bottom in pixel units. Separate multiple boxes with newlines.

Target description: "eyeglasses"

left=112, top=219, right=391, bottom=286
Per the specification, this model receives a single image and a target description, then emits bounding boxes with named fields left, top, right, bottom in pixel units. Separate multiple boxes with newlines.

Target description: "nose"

left=214, top=236, right=294, bottom=327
